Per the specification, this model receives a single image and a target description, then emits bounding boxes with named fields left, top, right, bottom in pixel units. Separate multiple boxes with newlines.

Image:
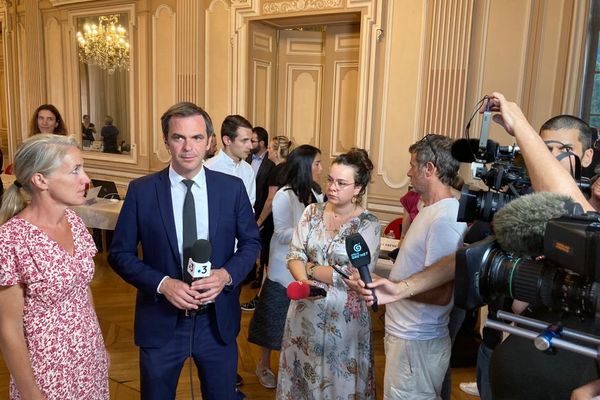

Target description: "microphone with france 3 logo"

left=345, top=233, right=378, bottom=311
left=186, top=239, right=213, bottom=316
left=187, top=239, right=212, bottom=281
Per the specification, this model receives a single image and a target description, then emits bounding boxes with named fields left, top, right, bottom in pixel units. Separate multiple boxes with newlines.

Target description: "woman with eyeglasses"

left=277, top=148, right=380, bottom=400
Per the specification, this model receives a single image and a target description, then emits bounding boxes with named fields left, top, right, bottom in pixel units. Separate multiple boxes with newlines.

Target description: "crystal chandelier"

left=76, top=15, right=130, bottom=74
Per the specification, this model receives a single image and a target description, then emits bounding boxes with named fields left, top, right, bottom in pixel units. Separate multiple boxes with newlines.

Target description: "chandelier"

left=76, top=15, right=130, bottom=74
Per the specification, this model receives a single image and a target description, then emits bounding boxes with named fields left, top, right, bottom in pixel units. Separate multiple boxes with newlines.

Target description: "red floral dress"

left=0, top=209, right=109, bottom=399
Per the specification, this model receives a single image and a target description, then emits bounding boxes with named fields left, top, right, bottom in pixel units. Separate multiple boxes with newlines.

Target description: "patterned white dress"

left=277, top=202, right=380, bottom=400
left=0, top=209, right=109, bottom=399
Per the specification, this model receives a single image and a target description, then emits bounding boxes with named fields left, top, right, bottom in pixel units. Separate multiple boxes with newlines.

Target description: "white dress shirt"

left=205, top=149, right=256, bottom=207
left=156, top=165, right=209, bottom=292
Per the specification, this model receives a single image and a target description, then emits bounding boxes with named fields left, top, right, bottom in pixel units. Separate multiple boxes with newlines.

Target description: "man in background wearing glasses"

left=383, top=134, right=467, bottom=399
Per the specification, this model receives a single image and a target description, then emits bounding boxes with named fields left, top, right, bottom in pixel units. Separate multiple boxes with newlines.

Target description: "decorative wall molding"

left=252, top=30, right=272, bottom=52
left=43, top=17, right=65, bottom=113
left=49, top=0, right=97, bottom=6
left=334, top=32, right=360, bottom=52
left=330, top=61, right=357, bottom=156
left=23, top=0, right=46, bottom=122
left=421, top=0, right=474, bottom=140
left=377, top=0, right=421, bottom=189
left=152, top=4, right=176, bottom=164
left=262, top=0, right=344, bottom=15
left=205, top=0, right=231, bottom=128
left=285, top=65, right=322, bottom=146
left=287, top=37, right=324, bottom=55
left=176, top=0, right=201, bottom=103
left=251, top=60, right=272, bottom=127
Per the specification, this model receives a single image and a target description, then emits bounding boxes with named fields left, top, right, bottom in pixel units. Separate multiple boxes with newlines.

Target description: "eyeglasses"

left=418, top=134, right=438, bottom=167
left=326, top=176, right=355, bottom=189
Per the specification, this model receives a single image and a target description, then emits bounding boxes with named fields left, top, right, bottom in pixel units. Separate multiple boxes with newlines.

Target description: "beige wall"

left=0, top=0, right=590, bottom=222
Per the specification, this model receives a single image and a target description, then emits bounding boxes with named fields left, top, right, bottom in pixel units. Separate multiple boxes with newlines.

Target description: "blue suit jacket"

left=108, top=167, right=260, bottom=348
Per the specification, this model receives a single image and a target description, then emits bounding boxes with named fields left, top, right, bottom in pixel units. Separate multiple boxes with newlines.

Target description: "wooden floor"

left=0, top=252, right=477, bottom=399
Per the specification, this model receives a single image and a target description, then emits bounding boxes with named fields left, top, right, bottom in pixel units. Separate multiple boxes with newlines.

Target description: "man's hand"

left=484, top=92, right=529, bottom=136
left=159, top=277, right=202, bottom=310
left=347, top=271, right=404, bottom=306
left=190, top=269, right=231, bottom=303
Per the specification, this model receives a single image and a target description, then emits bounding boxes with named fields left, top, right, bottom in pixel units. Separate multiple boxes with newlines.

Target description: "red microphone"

left=286, top=281, right=327, bottom=300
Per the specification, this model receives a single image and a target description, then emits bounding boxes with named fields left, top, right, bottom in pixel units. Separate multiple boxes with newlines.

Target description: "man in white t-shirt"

left=384, top=134, right=467, bottom=399
left=205, top=115, right=256, bottom=207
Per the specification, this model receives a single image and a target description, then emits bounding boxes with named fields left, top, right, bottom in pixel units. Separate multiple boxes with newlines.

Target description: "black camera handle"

left=485, top=310, right=600, bottom=359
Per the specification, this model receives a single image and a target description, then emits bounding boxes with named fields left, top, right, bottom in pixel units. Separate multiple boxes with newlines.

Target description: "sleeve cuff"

left=157, top=276, right=169, bottom=294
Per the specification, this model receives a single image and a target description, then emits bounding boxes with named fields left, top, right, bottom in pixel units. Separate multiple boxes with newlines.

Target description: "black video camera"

left=454, top=139, right=532, bottom=223
left=455, top=212, right=600, bottom=319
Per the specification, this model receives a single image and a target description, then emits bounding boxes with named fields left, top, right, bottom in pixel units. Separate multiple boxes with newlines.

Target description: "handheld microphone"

left=492, top=192, right=578, bottom=257
left=187, top=239, right=212, bottom=280
left=286, top=281, right=327, bottom=300
left=345, top=233, right=378, bottom=311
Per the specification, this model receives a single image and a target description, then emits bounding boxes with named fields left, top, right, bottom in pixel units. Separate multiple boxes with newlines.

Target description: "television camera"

left=456, top=206, right=600, bottom=358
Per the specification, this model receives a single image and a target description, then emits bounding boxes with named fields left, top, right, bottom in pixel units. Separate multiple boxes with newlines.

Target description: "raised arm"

left=487, top=92, right=593, bottom=211
left=354, top=253, right=457, bottom=306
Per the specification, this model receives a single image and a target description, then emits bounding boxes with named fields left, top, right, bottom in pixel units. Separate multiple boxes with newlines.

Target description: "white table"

left=374, top=257, right=394, bottom=279
left=374, top=237, right=399, bottom=279
left=71, top=198, right=123, bottom=230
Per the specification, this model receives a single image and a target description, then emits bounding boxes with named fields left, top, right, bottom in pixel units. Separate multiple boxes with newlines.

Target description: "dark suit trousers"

left=139, top=310, right=238, bottom=400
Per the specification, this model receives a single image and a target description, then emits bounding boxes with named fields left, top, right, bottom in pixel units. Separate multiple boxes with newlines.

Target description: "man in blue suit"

left=108, top=102, right=260, bottom=400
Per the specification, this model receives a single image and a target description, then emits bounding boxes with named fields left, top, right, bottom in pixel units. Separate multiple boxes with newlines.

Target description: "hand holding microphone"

left=345, top=233, right=378, bottom=311
left=186, top=239, right=229, bottom=304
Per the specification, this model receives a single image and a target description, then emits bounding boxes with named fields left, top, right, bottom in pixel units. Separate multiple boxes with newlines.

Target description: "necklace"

left=326, top=204, right=359, bottom=235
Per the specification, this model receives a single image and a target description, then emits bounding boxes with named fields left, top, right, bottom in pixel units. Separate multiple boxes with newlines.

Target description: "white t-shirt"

left=386, top=197, right=466, bottom=340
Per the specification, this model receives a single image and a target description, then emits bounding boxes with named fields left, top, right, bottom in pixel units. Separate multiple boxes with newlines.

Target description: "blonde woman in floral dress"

left=0, top=134, right=108, bottom=400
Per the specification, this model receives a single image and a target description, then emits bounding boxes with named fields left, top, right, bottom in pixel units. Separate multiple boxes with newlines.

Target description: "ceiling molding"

left=49, top=0, right=98, bottom=7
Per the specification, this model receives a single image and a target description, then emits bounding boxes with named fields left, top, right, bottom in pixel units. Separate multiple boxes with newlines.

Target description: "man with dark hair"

left=205, top=115, right=255, bottom=207
left=244, top=126, right=275, bottom=292
left=540, top=114, right=594, bottom=177
left=486, top=114, right=598, bottom=400
left=384, top=134, right=467, bottom=399
left=109, top=102, right=260, bottom=400
left=458, top=114, right=597, bottom=399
